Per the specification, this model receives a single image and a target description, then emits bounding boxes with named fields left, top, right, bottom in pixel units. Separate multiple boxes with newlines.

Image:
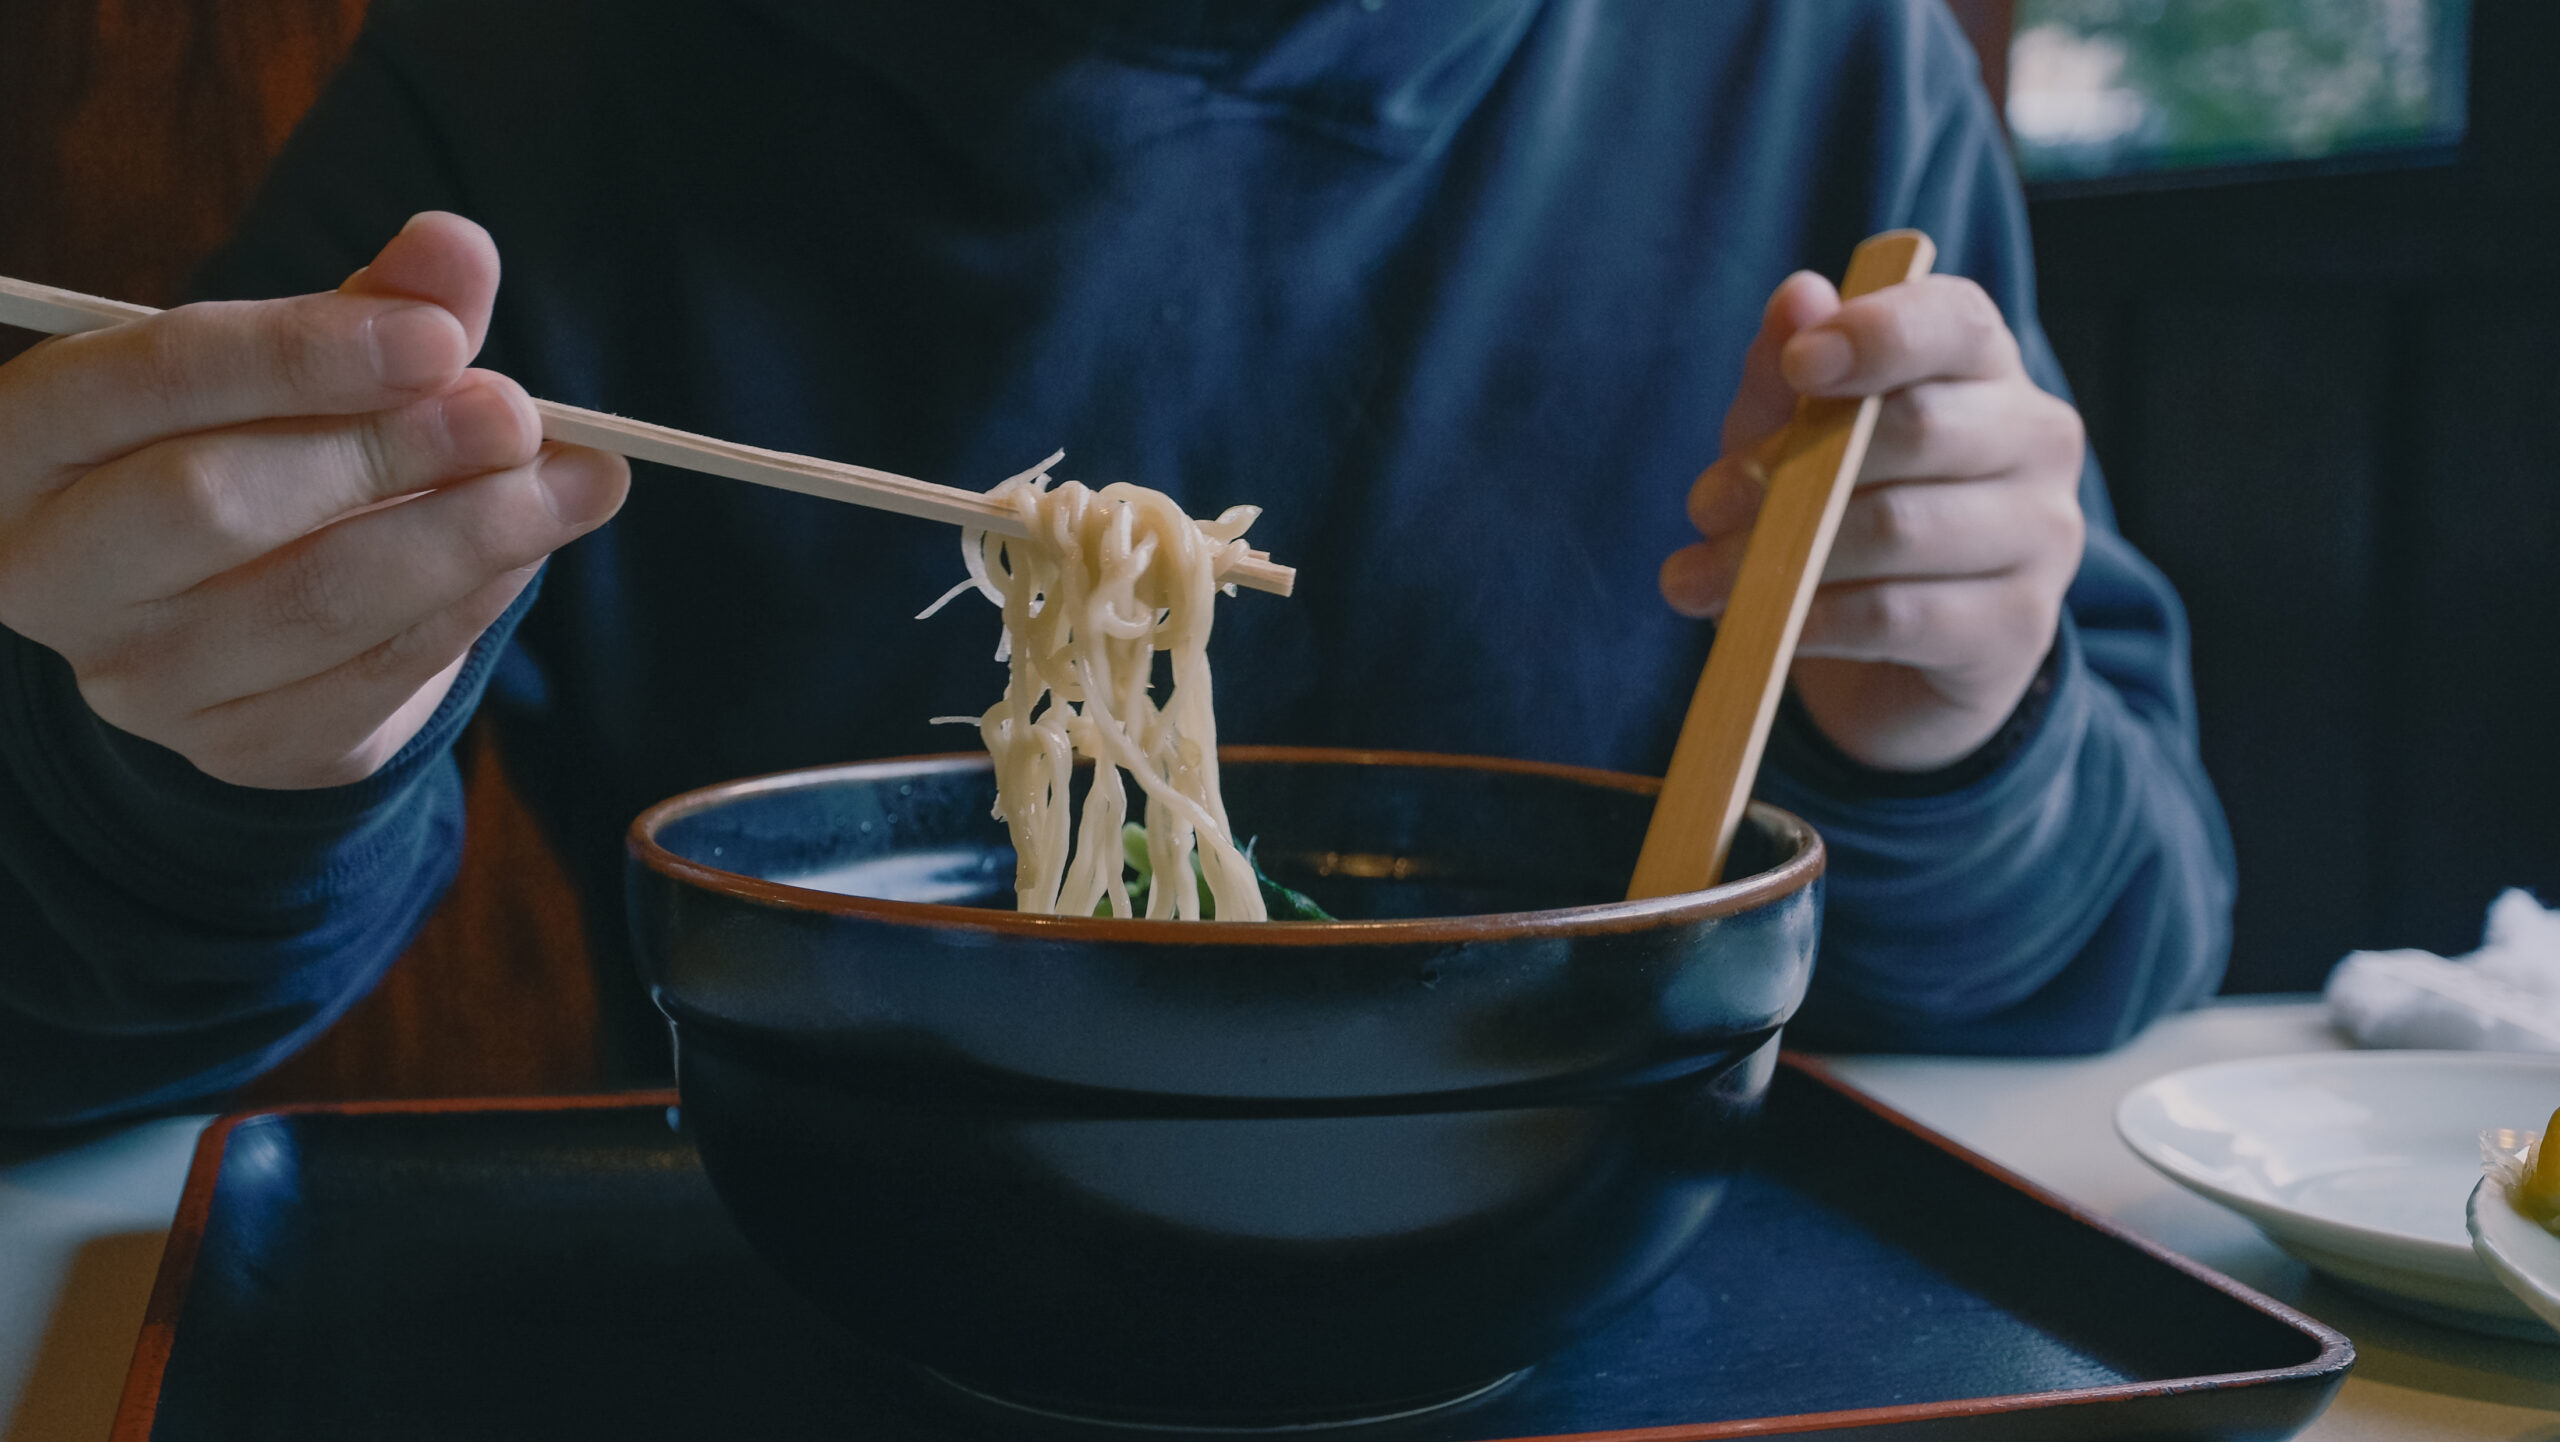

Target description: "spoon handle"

left=1626, top=229, right=1936, bottom=900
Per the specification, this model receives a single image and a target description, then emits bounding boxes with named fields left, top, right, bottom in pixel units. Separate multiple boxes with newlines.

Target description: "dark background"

left=0, top=1, right=2551, bottom=1097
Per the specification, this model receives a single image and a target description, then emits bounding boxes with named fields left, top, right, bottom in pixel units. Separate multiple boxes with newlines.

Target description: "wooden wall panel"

left=0, top=1, right=367, bottom=310
left=2117, top=295, right=2392, bottom=991
left=2383, top=295, right=2560, bottom=951
left=1941, top=0, right=2014, bottom=113
left=2033, top=283, right=2125, bottom=501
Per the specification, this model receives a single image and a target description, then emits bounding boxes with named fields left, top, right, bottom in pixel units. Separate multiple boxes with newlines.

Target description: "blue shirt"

left=0, top=0, right=2234, bottom=1126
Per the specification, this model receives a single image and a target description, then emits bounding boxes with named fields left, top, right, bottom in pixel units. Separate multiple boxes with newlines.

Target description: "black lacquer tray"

left=112, top=1058, right=2350, bottom=1441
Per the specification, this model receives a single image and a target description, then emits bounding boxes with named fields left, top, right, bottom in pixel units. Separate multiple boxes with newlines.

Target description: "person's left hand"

left=1659, top=270, right=2088, bottom=772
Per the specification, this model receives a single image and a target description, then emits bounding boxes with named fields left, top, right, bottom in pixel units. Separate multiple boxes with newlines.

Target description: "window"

left=2007, top=0, right=2470, bottom=188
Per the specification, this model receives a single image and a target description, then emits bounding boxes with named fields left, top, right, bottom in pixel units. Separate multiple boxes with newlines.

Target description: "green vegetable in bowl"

left=1244, top=839, right=1334, bottom=921
left=1103, top=823, right=1334, bottom=921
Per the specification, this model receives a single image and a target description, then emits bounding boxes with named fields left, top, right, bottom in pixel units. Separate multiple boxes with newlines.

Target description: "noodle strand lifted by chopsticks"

left=925, top=454, right=1266, bottom=921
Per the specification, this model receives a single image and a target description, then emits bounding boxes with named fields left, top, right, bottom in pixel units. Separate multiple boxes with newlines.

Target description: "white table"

left=1825, top=998, right=2560, bottom=1440
left=3, top=999, right=2556, bottom=1440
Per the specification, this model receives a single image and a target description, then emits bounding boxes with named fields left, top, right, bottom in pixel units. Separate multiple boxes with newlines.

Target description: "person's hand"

left=1659, top=270, right=2087, bottom=772
left=0, top=212, right=628, bottom=790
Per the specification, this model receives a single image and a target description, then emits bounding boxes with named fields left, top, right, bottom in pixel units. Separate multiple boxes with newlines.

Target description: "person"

left=0, top=0, right=2233, bottom=1127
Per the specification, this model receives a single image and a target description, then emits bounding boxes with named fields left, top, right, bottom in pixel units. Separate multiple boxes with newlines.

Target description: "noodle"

left=926, top=454, right=1266, bottom=921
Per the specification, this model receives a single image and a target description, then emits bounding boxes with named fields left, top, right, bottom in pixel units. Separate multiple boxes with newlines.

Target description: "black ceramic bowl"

left=626, top=747, right=1823, bottom=1431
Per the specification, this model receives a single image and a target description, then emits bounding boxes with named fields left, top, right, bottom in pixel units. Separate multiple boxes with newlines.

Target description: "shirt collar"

left=731, top=0, right=1544, bottom=163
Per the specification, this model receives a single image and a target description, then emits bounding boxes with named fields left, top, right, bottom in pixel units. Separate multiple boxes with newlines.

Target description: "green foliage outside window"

left=2008, top=0, right=2469, bottom=184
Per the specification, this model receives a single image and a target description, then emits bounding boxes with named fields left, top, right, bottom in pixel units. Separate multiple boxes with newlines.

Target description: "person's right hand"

left=0, top=212, right=628, bottom=790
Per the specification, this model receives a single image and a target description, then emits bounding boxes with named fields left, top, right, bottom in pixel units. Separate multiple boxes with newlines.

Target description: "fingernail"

left=368, top=303, right=458, bottom=389
left=1688, top=457, right=1766, bottom=536
left=1658, top=550, right=1726, bottom=620
left=438, top=382, right=531, bottom=467
left=539, top=447, right=624, bottom=527
left=1788, top=329, right=1852, bottom=390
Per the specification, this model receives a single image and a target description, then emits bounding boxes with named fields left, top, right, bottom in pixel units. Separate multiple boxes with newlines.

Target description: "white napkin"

left=2326, top=889, right=2560, bottom=1052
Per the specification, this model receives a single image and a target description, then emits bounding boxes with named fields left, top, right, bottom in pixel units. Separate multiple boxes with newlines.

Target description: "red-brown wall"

left=0, top=1, right=601, bottom=1102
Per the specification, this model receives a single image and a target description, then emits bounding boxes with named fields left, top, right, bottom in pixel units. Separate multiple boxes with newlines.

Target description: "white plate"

left=2115, top=1051, right=2560, bottom=1339
left=2472, top=1172, right=2560, bottom=1338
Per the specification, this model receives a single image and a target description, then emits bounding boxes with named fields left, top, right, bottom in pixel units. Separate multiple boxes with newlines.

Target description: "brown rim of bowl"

left=626, top=745, right=1825, bottom=947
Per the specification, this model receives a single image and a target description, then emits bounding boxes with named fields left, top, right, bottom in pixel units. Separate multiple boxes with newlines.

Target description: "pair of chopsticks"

left=2, top=248, right=1918, bottom=902
left=0, top=275, right=1296, bottom=598
left=1625, top=230, right=1937, bottom=899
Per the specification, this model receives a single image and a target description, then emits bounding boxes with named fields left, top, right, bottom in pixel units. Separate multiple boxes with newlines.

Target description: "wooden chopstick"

left=0, top=274, right=1296, bottom=598
left=1624, top=229, right=1937, bottom=899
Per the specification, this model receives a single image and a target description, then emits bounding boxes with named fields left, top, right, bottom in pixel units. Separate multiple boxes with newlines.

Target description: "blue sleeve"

left=0, top=29, right=516, bottom=1128
left=1764, top=3, right=2236, bottom=1055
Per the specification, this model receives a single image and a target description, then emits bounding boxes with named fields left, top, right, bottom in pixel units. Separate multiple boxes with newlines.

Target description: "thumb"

left=1720, top=270, right=1840, bottom=455
left=337, top=211, right=502, bottom=360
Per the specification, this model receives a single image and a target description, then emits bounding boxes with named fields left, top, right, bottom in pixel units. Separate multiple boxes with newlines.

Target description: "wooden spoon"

left=1625, top=229, right=1937, bottom=899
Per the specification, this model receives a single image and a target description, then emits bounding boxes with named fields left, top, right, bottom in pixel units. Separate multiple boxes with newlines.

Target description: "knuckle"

left=1815, top=588, right=1868, bottom=646
left=128, top=315, right=209, bottom=417
left=0, top=544, right=39, bottom=633
left=1687, top=460, right=1750, bottom=534
left=154, top=445, right=255, bottom=544
left=188, top=689, right=380, bottom=790
left=349, top=410, right=412, bottom=497
left=351, top=603, right=481, bottom=694
left=1896, top=385, right=1952, bottom=457
left=259, top=301, right=339, bottom=401
left=338, top=619, right=430, bottom=689
left=263, top=542, right=356, bottom=638
left=1857, top=486, right=1925, bottom=556
left=1860, top=584, right=1924, bottom=646
left=444, top=479, right=526, bottom=578
left=474, top=370, right=541, bottom=442
left=2045, top=491, right=2088, bottom=560
left=86, top=613, right=190, bottom=707
left=2042, top=398, right=2088, bottom=472
left=1950, top=276, right=1999, bottom=324
left=70, top=655, right=154, bottom=733
left=481, top=467, right=566, bottom=565
left=2008, top=585, right=2065, bottom=655
left=495, top=470, right=555, bottom=551
left=0, top=542, right=114, bottom=668
left=1685, top=473, right=1718, bottom=534
left=1950, top=278, right=2005, bottom=344
left=183, top=713, right=286, bottom=789
left=1860, top=301, right=1919, bottom=369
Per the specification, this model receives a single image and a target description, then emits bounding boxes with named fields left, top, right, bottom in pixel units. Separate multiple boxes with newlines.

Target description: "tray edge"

left=1778, top=1052, right=2355, bottom=1373
left=1474, top=1053, right=2358, bottom=1442
left=107, top=1089, right=681, bottom=1442
left=106, top=1068, right=2351, bottom=1442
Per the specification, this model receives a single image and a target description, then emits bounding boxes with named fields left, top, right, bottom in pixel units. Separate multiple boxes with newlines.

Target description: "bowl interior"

left=650, top=750, right=1798, bottom=921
